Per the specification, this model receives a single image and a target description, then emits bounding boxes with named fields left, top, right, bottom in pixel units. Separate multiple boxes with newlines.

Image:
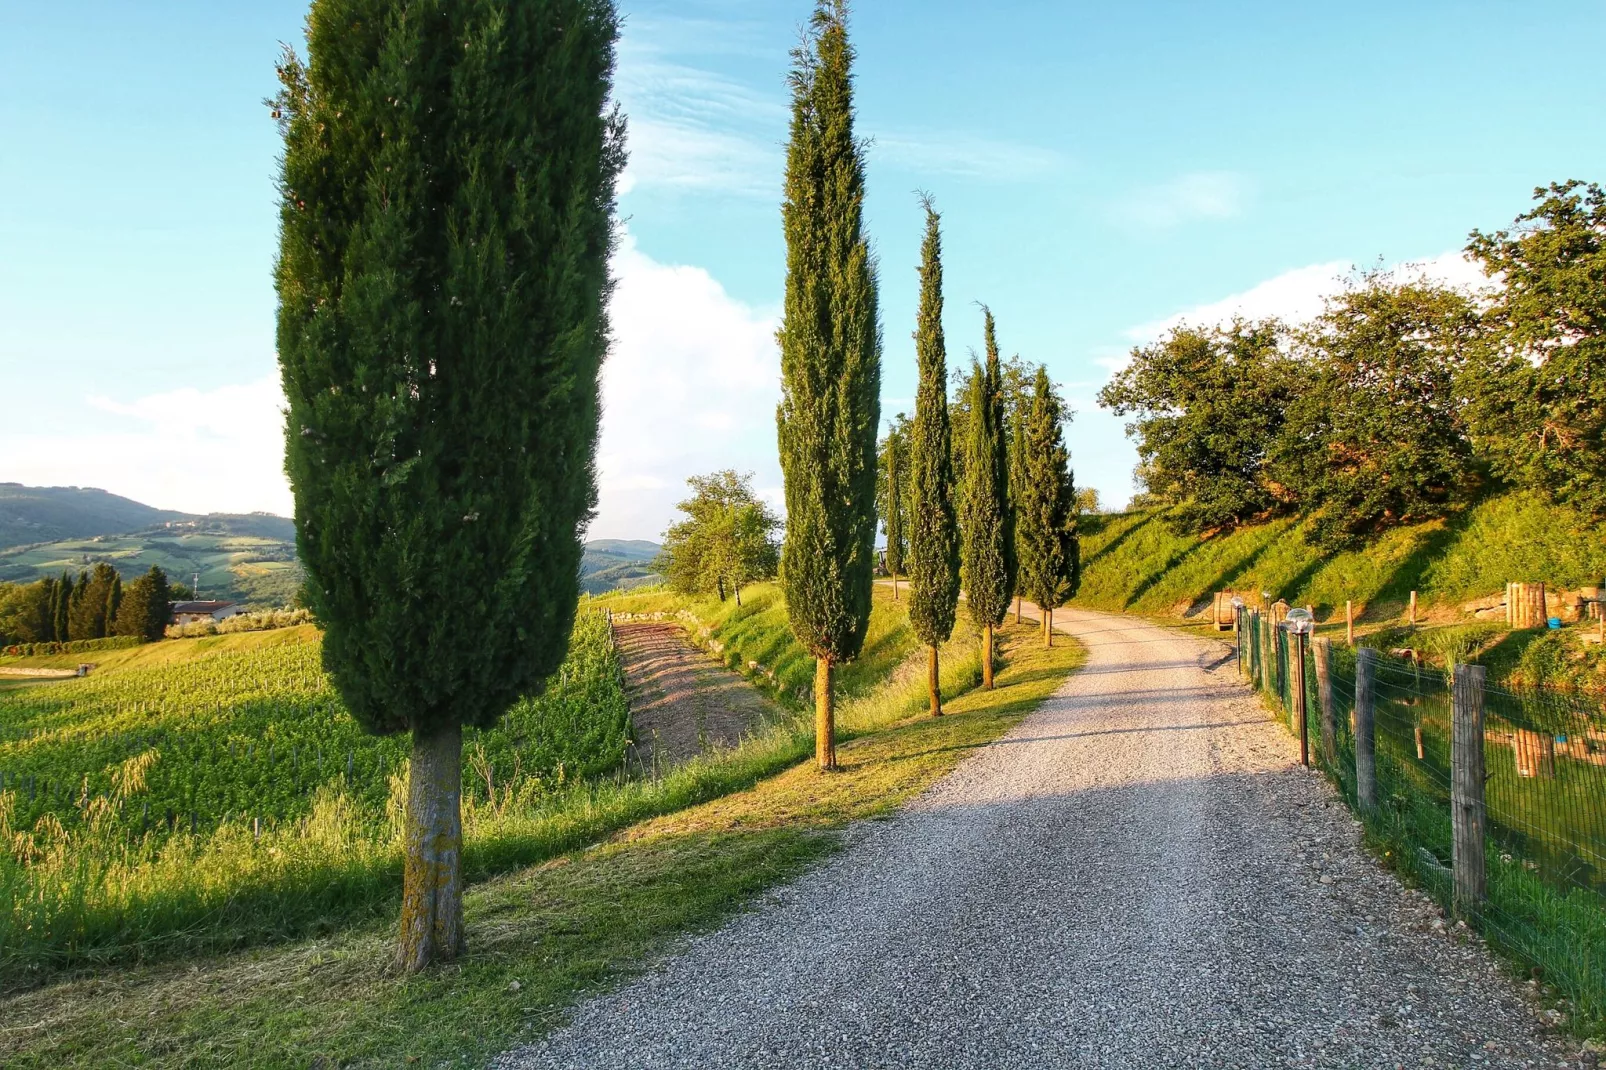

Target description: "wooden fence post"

left=1346, top=599, right=1355, bottom=647
left=1313, top=637, right=1335, bottom=766
left=1290, top=631, right=1309, bottom=766
left=1452, top=663, right=1488, bottom=915
left=1408, top=590, right=1418, bottom=625
left=1355, top=647, right=1377, bottom=813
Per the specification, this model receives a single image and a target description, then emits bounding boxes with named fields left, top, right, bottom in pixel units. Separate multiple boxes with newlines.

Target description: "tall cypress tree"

left=959, top=307, right=1015, bottom=687
left=906, top=197, right=960, bottom=715
left=274, top=0, right=624, bottom=970
left=52, top=571, right=72, bottom=644
left=1018, top=365, right=1080, bottom=646
left=777, top=0, right=880, bottom=772
left=878, top=420, right=906, bottom=599
left=104, top=571, right=122, bottom=635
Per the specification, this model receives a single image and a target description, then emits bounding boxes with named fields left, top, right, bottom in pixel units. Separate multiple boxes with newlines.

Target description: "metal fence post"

left=1452, top=663, right=1488, bottom=915
left=1290, top=629, right=1309, bottom=766
left=1354, top=647, right=1377, bottom=813
left=1313, top=636, right=1335, bottom=766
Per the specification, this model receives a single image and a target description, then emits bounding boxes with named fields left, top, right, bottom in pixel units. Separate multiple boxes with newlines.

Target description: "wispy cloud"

left=871, top=133, right=1068, bottom=183
left=1114, top=170, right=1252, bottom=230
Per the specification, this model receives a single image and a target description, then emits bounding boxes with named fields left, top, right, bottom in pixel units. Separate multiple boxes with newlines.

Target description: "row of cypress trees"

left=778, top=0, right=1082, bottom=757
left=8, top=563, right=172, bottom=644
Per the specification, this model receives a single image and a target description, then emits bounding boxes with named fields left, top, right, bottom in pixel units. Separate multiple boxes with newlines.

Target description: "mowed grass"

left=1075, top=489, right=1606, bottom=625
left=0, top=618, right=1083, bottom=1069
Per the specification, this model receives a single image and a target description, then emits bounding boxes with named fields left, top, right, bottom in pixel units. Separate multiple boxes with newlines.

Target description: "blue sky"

left=3, top=0, right=1604, bottom=538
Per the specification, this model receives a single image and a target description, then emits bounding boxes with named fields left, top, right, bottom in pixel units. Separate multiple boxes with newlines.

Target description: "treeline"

left=1099, top=181, right=1606, bottom=549
left=0, top=564, right=173, bottom=646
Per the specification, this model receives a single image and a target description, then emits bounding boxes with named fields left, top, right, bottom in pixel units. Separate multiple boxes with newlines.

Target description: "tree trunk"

left=717, top=576, right=726, bottom=602
left=891, top=573, right=898, bottom=601
left=735, top=584, right=742, bottom=607
left=396, top=722, right=464, bottom=973
left=928, top=644, right=942, bottom=716
left=815, top=657, right=836, bottom=770
left=982, top=623, right=995, bottom=690
left=1043, top=606, right=1054, bottom=648
left=1015, top=594, right=1021, bottom=624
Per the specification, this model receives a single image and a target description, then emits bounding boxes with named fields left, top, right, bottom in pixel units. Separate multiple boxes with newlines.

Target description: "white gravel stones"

left=497, top=609, right=1576, bottom=1070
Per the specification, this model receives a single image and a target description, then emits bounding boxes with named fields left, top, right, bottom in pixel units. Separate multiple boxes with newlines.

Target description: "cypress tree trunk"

left=928, top=645, right=942, bottom=716
left=1015, top=595, right=1021, bottom=624
left=982, top=623, right=995, bottom=689
left=397, top=723, right=464, bottom=972
left=814, top=658, right=836, bottom=770
left=1044, top=607, right=1054, bottom=648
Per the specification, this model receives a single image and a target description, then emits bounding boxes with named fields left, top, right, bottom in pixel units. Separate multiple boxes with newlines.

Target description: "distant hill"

left=0, top=483, right=188, bottom=549
left=581, top=539, right=661, bottom=595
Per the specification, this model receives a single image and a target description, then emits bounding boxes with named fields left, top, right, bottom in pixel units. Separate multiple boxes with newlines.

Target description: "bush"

left=166, top=609, right=314, bottom=640
left=2, top=635, right=145, bottom=658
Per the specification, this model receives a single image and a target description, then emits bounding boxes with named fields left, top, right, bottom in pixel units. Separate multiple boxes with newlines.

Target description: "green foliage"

left=1465, top=181, right=1606, bottom=520
left=959, top=308, right=1015, bottom=630
left=1275, top=276, right=1481, bottom=549
left=1017, top=365, right=1080, bottom=612
left=0, top=612, right=628, bottom=971
left=114, top=566, right=170, bottom=643
left=876, top=415, right=909, bottom=577
left=67, top=563, right=120, bottom=641
left=273, top=0, right=625, bottom=737
left=2, top=635, right=144, bottom=658
left=1100, top=320, right=1293, bottom=533
left=0, top=580, right=54, bottom=645
left=905, top=200, right=960, bottom=648
left=52, top=571, right=71, bottom=645
left=656, top=471, right=780, bottom=602
left=775, top=0, right=881, bottom=664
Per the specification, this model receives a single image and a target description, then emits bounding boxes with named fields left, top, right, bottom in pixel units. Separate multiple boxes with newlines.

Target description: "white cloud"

left=1115, top=171, right=1251, bottom=230
left=1121, top=249, right=1493, bottom=350
left=2, top=376, right=293, bottom=516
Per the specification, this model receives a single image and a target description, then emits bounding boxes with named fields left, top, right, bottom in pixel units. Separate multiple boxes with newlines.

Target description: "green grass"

left=0, top=618, right=1085, bottom=1069
left=1077, top=490, right=1606, bottom=624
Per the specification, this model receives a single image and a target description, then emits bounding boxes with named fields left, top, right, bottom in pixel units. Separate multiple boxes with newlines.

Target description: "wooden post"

left=1291, top=631, right=1309, bottom=766
left=1345, top=599, right=1354, bottom=646
left=1408, top=590, right=1417, bottom=625
left=1355, top=647, right=1377, bottom=813
left=1452, top=663, right=1487, bottom=915
left=1313, top=637, right=1335, bottom=766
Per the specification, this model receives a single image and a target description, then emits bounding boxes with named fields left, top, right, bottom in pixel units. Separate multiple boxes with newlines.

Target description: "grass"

left=0, top=617, right=1084, bottom=1068
left=0, top=624, right=320, bottom=673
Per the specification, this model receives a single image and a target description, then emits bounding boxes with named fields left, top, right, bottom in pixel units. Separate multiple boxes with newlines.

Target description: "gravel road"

left=500, top=608, right=1577, bottom=1069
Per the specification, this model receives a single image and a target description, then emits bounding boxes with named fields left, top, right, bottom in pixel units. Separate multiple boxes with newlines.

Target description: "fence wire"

left=1236, top=608, right=1606, bottom=1022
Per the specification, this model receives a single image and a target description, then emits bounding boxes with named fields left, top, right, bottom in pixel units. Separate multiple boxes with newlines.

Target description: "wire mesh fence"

left=1237, top=607, right=1606, bottom=1022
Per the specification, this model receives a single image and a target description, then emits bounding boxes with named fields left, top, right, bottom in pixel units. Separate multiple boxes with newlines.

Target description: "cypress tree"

left=274, top=0, right=624, bottom=970
left=1018, top=365, right=1081, bottom=646
left=52, top=571, right=72, bottom=644
left=878, top=419, right=906, bottom=599
left=959, top=307, right=1015, bottom=687
left=905, top=197, right=960, bottom=715
left=105, top=572, right=122, bottom=635
left=776, top=0, right=880, bottom=772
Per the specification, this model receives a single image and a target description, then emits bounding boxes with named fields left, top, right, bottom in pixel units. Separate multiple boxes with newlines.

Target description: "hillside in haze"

left=0, top=485, right=660, bottom=603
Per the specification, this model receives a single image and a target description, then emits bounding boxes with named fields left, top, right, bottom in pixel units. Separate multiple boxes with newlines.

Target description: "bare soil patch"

left=616, top=622, right=777, bottom=769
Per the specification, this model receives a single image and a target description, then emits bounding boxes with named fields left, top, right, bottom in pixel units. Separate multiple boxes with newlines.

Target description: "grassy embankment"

left=0, top=611, right=1083, bottom=1068
left=1075, top=489, right=1606, bottom=689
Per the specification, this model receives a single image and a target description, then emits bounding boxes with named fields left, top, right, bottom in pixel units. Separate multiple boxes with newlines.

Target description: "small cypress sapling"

left=959, top=307, right=1015, bottom=687
left=1017, top=365, right=1080, bottom=646
left=274, top=0, right=624, bottom=971
left=776, top=0, right=881, bottom=772
left=905, top=196, right=960, bottom=714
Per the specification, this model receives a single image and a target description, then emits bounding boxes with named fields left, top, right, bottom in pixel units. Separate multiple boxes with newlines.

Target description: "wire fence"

left=1238, top=608, right=1606, bottom=1022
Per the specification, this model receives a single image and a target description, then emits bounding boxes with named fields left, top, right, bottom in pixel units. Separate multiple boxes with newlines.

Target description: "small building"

left=170, top=600, right=242, bottom=625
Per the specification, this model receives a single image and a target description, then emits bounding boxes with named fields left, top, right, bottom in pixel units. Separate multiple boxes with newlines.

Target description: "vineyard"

left=0, top=611, right=630, bottom=977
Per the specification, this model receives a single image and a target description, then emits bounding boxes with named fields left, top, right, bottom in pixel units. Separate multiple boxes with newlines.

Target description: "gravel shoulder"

left=501, top=608, right=1575, bottom=1069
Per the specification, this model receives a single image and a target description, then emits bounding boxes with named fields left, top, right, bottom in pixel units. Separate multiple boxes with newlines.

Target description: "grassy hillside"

left=0, top=484, right=186, bottom=549
left=1075, top=489, right=1606, bottom=623
left=580, top=539, right=661, bottom=594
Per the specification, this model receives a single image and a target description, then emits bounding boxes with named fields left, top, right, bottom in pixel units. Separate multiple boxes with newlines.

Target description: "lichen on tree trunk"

left=815, top=657, right=836, bottom=770
left=396, top=723, right=465, bottom=973
left=928, top=644, right=942, bottom=716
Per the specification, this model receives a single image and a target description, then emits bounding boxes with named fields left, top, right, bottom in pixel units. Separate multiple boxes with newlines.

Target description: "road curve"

left=499, top=607, right=1570, bottom=1069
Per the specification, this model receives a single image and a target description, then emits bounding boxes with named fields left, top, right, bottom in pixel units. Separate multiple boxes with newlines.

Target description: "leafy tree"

left=876, top=415, right=909, bottom=598
left=274, top=0, right=624, bottom=971
left=905, top=198, right=960, bottom=714
left=1075, top=487, right=1101, bottom=514
left=114, top=566, right=171, bottom=642
left=1018, top=366, right=1080, bottom=646
left=656, top=470, right=780, bottom=604
left=776, top=0, right=880, bottom=773
left=52, top=571, right=72, bottom=644
left=1276, top=274, right=1480, bottom=549
left=1098, top=320, right=1295, bottom=533
left=1465, top=181, right=1606, bottom=518
left=959, top=307, right=1015, bottom=685
left=0, top=580, right=54, bottom=644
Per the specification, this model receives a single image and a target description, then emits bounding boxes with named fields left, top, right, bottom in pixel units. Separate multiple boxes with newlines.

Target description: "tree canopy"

left=657, top=470, right=780, bottom=604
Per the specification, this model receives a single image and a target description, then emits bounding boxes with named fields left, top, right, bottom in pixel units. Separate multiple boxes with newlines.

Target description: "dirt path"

left=615, top=622, right=777, bottom=770
left=504, top=607, right=1574, bottom=1069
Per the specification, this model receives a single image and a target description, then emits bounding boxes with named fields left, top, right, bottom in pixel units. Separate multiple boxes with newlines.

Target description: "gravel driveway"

left=499, top=608, right=1576, bottom=1069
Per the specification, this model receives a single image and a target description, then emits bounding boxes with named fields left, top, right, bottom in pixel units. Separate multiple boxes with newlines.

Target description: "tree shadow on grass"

left=1080, top=512, right=1157, bottom=572
left=1122, top=538, right=1206, bottom=612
